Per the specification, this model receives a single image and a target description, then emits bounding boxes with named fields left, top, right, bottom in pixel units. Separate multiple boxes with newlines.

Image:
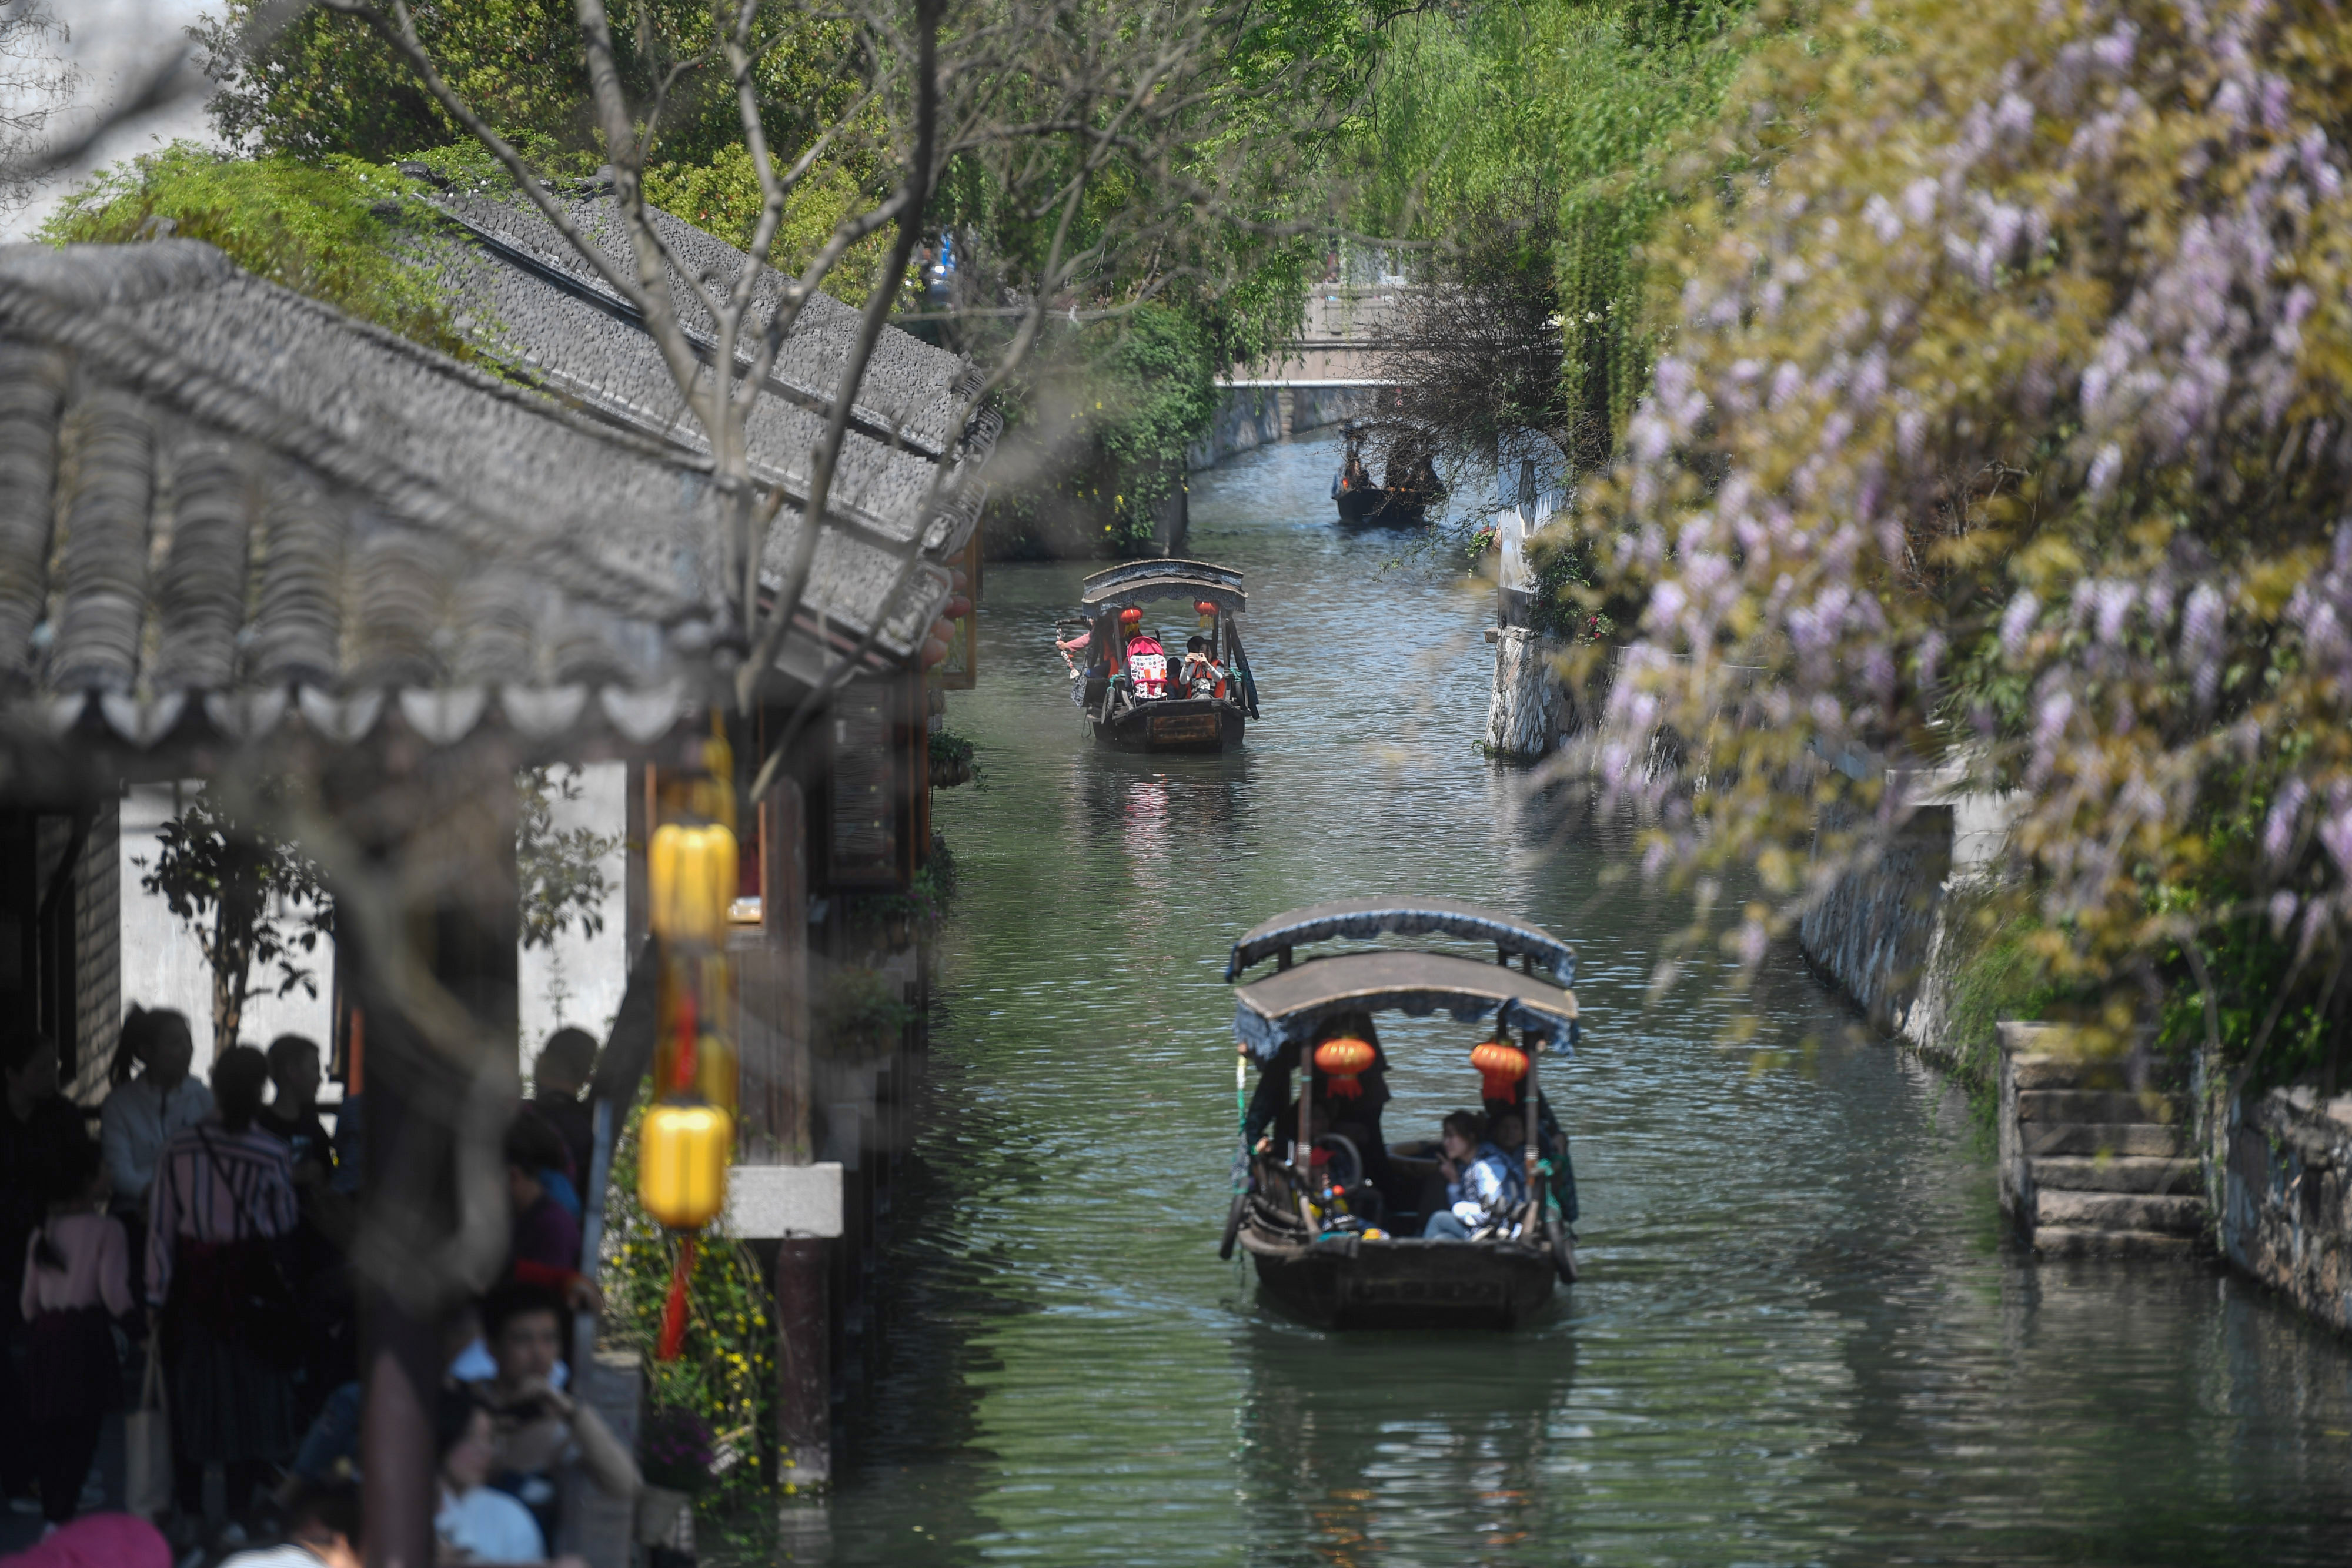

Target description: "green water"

left=817, top=430, right=2352, bottom=1566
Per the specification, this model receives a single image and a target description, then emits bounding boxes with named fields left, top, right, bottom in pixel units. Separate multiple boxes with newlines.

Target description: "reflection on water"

left=808, top=429, right=2352, bottom=1567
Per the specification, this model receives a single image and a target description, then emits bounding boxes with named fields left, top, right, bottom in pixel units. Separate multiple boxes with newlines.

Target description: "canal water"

left=818, top=430, right=2352, bottom=1566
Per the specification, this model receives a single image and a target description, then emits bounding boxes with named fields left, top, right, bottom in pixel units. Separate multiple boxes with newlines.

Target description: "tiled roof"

left=417, top=185, right=1000, bottom=568
left=0, top=239, right=954, bottom=777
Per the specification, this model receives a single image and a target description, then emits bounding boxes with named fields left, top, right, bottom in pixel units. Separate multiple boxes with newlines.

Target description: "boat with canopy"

left=1058, top=559, right=1259, bottom=753
left=1219, top=898, right=1581, bottom=1330
left=1330, top=424, right=1442, bottom=528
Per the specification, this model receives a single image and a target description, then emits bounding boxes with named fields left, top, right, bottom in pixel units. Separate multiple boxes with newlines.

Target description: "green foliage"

left=197, top=0, right=870, bottom=179
left=983, top=304, right=1218, bottom=557
left=641, top=146, right=900, bottom=306
left=1576, top=0, right=2352, bottom=1070
left=1347, top=0, right=1765, bottom=456
left=516, top=767, right=622, bottom=952
left=1937, top=894, right=2071, bottom=1085
left=813, top=965, right=916, bottom=1060
left=39, top=142, right=465, bottom=354
left=603, top=1094, right=775, bottom=1502
left=928, top=730, right=980, bottom=788
left=134, top=793, right=334, bottom=1049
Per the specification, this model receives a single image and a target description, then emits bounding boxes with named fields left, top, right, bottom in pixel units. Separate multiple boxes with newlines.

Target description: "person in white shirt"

left=98, top=1007, right=212, bottom=1208
left=220, top=1481, right=362, bottom=1567
left=436, top=1385, right=586, bottom=1567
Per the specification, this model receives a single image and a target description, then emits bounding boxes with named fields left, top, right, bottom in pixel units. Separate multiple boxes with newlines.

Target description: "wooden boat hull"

left=1241, top=1231, right=1559, bottom=1330
left=1335, top=485, right=1429, bottom=529
left=1091, top=696, right=1246, bottom=753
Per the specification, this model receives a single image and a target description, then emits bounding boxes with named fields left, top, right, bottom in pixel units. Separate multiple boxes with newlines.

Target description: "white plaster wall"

left=517, top=763, right=631, bottom=1084
left=119, top=783, right=332, bottom=1066
left=117, top=766, right=630, bottom=1080
left=0, top=0, right=223, bottom=242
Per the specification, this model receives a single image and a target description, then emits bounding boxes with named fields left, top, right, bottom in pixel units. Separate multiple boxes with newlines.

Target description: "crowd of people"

left=0, top=1012, right=634, bottom=1567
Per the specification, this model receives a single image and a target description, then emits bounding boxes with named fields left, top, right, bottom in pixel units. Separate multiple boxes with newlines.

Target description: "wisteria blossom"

left=1559, top=0, right=2352, bottom=1054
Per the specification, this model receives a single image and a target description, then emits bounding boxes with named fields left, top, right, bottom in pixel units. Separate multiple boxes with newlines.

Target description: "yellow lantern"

left=649, top=823, right=739, bottom=947
left=638, top=1102, right=734, bottom=1231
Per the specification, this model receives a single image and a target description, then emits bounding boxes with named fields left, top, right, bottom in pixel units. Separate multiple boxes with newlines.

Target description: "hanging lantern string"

left=657, top=1236, right=697, bottom=1362
left=674, top=982, right=699, bottom=1095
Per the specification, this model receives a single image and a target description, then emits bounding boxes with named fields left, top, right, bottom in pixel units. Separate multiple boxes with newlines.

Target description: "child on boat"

left=1421, top=1111, right=1524, bottom=1241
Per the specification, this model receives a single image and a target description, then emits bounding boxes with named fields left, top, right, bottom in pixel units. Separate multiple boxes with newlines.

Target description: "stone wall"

left=1186, top=384, right=1376, bottom=470
left=1798, top=806, right=1955, bottom=1034
left=2219, top=1084, right=2352, bottom=1331
left=1798, top=777, right=2016, bottom=1069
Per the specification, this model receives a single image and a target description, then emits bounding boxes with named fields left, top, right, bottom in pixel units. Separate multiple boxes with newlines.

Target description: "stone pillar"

left=775, top=1237, right=831, bottom=1487
left=1484, top=627, right=1562, bottom=761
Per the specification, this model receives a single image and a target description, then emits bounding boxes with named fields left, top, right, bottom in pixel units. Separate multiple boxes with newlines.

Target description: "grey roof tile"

left=419, top=188, right=997, bottom=560
left=0, top=238, right=954, bottom=767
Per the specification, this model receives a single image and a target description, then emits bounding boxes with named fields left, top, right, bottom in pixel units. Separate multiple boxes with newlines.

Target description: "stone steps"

left=2028, top=1226, right=2199, bottom=1260
left=1998, top=1031, right=2207, bottom=1259
left=2020, top=1121, right=2185, bottom=1158
left=2017, top=1088, right=2177, bottom=1124
left=2034, top=1190, right=2206, bottom=1233
left=2030, top=1156, right=2200, bottom=1194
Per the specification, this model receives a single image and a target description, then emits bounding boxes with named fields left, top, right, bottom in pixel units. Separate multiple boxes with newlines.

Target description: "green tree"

left=38, top=142, right=466, bottom=354
left=517, top=767, right=622, bottom=951
left=136, top=794, right=336, bottom=1049
left=1344, top=0, right=1763, bottom=460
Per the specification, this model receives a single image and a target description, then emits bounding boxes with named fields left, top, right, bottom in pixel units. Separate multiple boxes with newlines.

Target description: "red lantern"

left=1195, top=600, right=1217, bottom=617
left=1313, top=1037, right=1375, bottom=1099
left=1471, top=1039, right=1529, bottom=1101
left=1120, top=606, right=1143, bottom=626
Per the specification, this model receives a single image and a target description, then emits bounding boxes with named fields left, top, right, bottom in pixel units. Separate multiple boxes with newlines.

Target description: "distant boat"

left=1331, top=426, right=1442, bottom=528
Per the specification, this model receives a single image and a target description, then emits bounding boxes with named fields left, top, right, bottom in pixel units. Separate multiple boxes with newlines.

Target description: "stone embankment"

left=1187, top=384, right=1371, bottom=470
left=1996, top=1024, right=2206, bottom=1258
left=2216, top=1082, right=2352, bottom=1331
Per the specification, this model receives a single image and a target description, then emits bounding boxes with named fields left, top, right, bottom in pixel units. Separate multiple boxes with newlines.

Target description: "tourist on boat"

left=1331, top=449, right=1367, bottom=499
left=1178, top=636, right=1225, bottom=698
left=1421, top=1111, right=1525, bottom=1241
left=1121, top=607, right=1169, bottom=699
left=504, top=1112, right=585, bottom=1290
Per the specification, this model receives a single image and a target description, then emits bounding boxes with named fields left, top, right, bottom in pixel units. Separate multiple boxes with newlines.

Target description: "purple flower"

left=2086, top=443, right=2122, bottom=496
left=2181, top=583, right=2224, bottom=701
left=2269, top=891, right=2300, bottom=937
left=2263, top=779, right=2306, bottom=864
left=2000, top=591, right=2040, bottom=661
left=2320, top=810, right=2352, bottom=875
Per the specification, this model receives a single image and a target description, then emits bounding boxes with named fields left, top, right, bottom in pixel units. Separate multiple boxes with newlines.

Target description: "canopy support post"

left=1521, top=1024, right=1542, bottom=1242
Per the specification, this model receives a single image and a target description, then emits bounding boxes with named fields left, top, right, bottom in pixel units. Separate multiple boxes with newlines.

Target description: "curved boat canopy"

left=1232, top=951, right=1579, bottom=1063
left=1226, top=897, right=1575, bottom=984
left=1081, top=558, right=1247, bottom=614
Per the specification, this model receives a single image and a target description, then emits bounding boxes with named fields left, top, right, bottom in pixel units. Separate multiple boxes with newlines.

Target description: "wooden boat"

left=1064, top=559, right=1259, bottom=753
left=1331, top=427, right=1441, bottom=529
left=1219, top=898, right=1582, bottom=1330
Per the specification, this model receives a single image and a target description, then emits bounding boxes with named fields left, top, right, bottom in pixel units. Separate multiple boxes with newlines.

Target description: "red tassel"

left=657, top=1237, right=696, bottom=1362
left=1325, top=1075, right=1363, bottom=1099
